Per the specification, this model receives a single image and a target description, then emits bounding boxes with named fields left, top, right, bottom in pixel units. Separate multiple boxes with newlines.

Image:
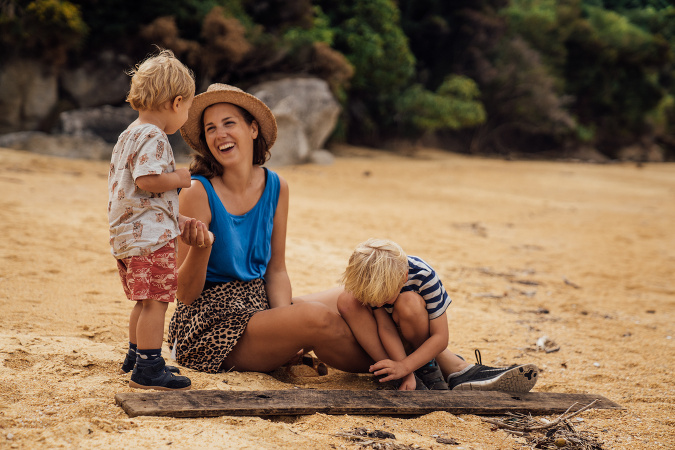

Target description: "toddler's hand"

left=178, top=214, right=189, bottom=233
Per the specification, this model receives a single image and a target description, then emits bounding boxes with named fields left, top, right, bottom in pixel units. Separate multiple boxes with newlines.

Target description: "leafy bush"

left=395, top=75, right=486, bottom=138
left=1, top=0, right=87, bottom=63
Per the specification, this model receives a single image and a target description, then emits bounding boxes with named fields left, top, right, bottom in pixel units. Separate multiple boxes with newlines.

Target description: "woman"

left=168, top=83, right=371, bottom=374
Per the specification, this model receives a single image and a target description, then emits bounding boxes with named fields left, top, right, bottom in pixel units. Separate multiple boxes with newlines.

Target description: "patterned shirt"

left=108, top=123, right=179, bottom=259
left=383, top=256, right=451, bottom=320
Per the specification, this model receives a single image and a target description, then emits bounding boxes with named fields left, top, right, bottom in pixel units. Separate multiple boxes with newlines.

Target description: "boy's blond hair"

left=126, top=49, right=195, bottom=111
left=340, top=238, right=409, bottom=307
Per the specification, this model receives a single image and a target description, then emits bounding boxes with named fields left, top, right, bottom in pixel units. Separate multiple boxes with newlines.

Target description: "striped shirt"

left=383, top=256, right=451, bottom=320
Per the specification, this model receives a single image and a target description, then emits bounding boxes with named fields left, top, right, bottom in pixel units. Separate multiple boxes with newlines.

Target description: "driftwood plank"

left=115, top=389, right=623, bottom=418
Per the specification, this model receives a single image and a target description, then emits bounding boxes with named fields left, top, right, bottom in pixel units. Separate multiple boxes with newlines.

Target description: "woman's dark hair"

left=189, top=103, right=271, bottom=178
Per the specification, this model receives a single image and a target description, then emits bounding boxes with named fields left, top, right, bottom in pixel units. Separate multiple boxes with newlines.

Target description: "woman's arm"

left=176, top=179, right=213, bottom=305
left=264, top=175, right=292, bottom=308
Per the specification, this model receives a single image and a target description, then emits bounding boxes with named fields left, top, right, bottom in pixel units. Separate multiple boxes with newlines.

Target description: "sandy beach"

left=0, top=144, right=673, bottom=449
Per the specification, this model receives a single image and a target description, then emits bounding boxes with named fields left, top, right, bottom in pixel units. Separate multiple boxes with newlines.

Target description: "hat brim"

left=180, top=86, right=277, bottom=154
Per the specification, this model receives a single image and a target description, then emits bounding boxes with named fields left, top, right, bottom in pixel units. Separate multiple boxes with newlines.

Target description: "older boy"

left=338, top=238, right=539, bottom=391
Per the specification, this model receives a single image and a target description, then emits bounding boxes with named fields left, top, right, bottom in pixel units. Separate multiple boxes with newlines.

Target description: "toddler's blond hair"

left=126, top=49, right=195, bottom=111
left=340, top=238, right=409, bottom=307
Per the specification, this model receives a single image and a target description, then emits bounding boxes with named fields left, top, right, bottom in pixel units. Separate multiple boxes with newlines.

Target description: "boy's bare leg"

left=390, top=292, right=451, bottom=389
left=136, top=299, right=168, bottom=350
left=391, top=292, right=431, bottom=348
left=337, top=291, right=390, bottom=362
left=224, top=301, right=372, bottom=373
left=436, top=348, right=470, bottom=379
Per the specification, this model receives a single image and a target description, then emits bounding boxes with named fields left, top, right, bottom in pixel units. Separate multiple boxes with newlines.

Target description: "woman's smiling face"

left=202, top=102, right=259, bottom=165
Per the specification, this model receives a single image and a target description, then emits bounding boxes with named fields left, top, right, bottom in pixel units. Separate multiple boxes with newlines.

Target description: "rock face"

left=58, top=105, right=137, bottom=142
left=0, top=59, right=58, bottom=134
left=0, top=105, right=192, bottom=161
left=617, top=142, right=665, bottom=163
left=60, top=51, right=132, bottom=109
left=0, top=132, right=111, bottom=160
left=0, top=56, right=339, bottom=166
left=249, top=78, right=340, bottom=166
left=58, top=105, right=191, bottom=159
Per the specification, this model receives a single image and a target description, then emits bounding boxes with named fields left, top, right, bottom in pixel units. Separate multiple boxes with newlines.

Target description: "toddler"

left=108, top=49, right=203, bottom=390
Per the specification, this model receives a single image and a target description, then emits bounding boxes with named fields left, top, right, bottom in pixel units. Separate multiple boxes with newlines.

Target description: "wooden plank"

left=115, top=389, right=623, bottom=418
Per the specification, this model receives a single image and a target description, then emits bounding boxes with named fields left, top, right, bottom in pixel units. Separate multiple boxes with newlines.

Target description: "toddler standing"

left=108, top=49, right=203, bottom=390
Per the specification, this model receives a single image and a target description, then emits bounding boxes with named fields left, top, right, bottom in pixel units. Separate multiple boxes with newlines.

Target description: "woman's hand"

left=180, top=217, right=215, bottom=248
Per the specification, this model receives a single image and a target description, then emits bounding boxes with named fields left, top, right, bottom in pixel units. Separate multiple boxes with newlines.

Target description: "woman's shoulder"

left=264, top=168, right=287, bottom=190
left=179, top=177, right=211, bottom=220
left=181, top=176, right=210, bottom=200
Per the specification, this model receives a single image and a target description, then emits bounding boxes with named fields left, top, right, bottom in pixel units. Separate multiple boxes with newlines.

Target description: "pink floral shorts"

left=116, top=240, right=177, bottom=302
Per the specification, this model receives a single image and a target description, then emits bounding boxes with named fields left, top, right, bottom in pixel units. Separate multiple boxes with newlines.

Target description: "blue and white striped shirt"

left=383, top=256, right=451, bottom=320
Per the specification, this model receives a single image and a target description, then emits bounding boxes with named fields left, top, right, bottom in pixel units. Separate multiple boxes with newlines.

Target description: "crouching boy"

left=338, top=238, right=539, bottom=391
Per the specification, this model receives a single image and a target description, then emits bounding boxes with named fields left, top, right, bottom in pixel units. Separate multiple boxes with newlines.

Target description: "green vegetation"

left=1, top=0, right=673, bottom=159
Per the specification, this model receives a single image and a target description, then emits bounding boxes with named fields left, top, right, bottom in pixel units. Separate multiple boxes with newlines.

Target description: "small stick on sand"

left=483, top=400, right=598, bottom=432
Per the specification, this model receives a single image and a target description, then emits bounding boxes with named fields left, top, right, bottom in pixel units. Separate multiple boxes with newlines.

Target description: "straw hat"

left=180, top=83, right=277, bottom=153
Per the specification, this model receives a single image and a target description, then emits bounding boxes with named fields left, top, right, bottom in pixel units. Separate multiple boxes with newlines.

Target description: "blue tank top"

left=192, top=169, right=280, bottom=283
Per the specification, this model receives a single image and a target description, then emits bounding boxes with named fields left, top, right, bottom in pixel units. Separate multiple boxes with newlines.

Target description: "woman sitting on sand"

left=168, top=84, right=372, bottom=374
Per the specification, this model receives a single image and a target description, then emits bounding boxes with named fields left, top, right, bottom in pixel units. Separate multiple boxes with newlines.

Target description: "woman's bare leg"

left=292, top=287, right=342, bottom=314
left=224, top=301, right=372, bottom=373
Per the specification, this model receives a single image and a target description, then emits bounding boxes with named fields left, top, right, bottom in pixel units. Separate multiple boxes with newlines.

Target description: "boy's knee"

left=142, top=299, right=169, bottom=311
left=392, top=291, right=425, bottom=320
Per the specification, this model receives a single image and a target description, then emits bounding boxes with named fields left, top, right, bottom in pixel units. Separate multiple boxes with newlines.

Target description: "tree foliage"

left=395, top=75, right=486, bottom=137
left=1, top=0, right=87, bottom=63
left=500, top=0, right=674, bottom=156
left=1, top=0, right=674, bottom=158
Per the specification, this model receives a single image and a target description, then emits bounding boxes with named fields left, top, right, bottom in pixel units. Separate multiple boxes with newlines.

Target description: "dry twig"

left=483, top=400, right=598, bottom=432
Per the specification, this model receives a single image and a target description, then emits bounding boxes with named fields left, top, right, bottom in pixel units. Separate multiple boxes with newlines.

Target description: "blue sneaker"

left=415, top=359, right=448, bottom=390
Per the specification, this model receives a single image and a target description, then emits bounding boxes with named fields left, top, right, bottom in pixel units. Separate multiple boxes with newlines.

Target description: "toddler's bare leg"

left=128, top=301, right=143, bottom=344
left=136, top=299, right=168, bottom=350
left=391, top=292, right=430, bottom=348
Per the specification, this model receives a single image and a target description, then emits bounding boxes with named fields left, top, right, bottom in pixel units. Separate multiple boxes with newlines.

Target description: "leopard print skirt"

left=167, top=278, right=269, bottom=373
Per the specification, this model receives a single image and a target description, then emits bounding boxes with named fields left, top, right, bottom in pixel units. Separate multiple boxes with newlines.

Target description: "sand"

left=0, top=144, right=672, bottom=449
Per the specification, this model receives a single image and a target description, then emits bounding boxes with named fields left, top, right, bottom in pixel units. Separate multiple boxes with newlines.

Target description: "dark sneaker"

left=129, top=358, right=191, bottom=391
left=415, top=359, right=448, bottom=390
left=120, top=353, right=181, bottom=375
left=447, top=363, right=538, bottom=392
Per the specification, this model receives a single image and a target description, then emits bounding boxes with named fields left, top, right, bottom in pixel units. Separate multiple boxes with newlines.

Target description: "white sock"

left=447, top=364, right=475, bottom=379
